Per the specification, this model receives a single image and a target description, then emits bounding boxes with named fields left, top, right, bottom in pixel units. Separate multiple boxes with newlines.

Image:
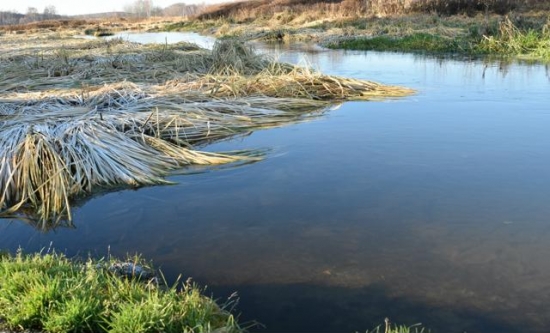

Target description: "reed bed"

left=169, top=67, right=415, bottom=100
left=0, top=34, right=414, bottom=225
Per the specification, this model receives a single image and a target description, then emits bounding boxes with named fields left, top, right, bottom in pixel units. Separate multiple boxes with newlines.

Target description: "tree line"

left=0, top=5, right=58, bottom=25
left=0, top=1, right=205, bottom=25
left=123, top=1, right=205, bottom=18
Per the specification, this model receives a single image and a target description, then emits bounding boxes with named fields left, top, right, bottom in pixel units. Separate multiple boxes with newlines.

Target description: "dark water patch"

left=210, top=283, right=526, bottom=333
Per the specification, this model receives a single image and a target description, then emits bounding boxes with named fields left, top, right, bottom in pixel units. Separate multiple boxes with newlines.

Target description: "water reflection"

left=108, top=31, right=216, bottom=49
left=2, top=36, right=550, bottom=332
left=257, top=41, right=549, bottom=85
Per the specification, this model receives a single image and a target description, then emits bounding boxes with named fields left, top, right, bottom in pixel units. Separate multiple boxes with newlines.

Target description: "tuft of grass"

left=210, top=39, right=271, bottom=74
left=364, top=318, right=427, bottom=333
left=0, top=250, right=242, bottom=333
left=476, top=17, right=550, bottom=58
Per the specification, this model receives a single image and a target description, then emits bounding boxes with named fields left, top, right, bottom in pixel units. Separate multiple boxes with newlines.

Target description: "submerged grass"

left=0, top=250, right=242, bottom=333
left=0, top=34, right=413, bottom=224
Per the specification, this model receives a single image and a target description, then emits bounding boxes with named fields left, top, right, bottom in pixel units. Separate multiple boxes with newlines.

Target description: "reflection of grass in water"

left=0, top=34, right=414, bottom=225
left=0, top=250, right=242, bottom=333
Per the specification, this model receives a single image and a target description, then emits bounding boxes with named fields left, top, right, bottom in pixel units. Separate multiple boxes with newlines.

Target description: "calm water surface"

left=2, top=33, right=550, bottom=332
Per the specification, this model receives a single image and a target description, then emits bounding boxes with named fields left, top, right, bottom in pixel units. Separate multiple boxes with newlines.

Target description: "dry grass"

left=0, top=19, right=91, bottom=33
left=195, top=0, right=550, bottom=22
left=173, top=67, right=413, bottom=100
left=0, top=34, right=413, bottom=224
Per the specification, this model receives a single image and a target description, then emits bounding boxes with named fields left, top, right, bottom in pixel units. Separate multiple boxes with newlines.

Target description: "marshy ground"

left=163, top=0, right=550, bottom=61
left=0, top=31, right=412, bottom=225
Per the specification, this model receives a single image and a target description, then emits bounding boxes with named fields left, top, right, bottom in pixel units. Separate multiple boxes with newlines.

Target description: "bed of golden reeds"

left=0, top=32, right=414, bottom=224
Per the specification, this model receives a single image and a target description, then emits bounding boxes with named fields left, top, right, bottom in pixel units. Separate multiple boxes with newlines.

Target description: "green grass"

left=0, top=250, right=242, bottom=333
left=327, top=33, right=469, bottom=54
left=175, top=0, right=550, bottom=61
left=0, top=250, right=430, bottom=333
left=327, top=18, right=550, bottom=60
left=475, top=18, right=550, bottom=59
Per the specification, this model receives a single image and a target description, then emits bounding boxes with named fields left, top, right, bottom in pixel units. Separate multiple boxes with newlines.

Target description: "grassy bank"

left=327, top=16, right=550, bottom=59
left=0, top=250, right=241, bottom=333
left=4, top=1, right=548, bottom=60
left=164, top=0, right=550, bottom=61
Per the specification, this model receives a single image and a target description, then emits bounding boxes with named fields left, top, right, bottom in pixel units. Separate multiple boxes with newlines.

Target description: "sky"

left=0, top=0, right=233, bottom=16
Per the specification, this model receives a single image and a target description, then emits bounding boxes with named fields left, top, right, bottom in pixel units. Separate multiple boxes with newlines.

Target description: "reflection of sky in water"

left=109, top=31, right=216, bottom=49
left=2, top=37, right=550, bottom=333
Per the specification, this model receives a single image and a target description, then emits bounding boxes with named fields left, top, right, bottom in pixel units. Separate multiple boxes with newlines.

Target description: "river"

left=2, top=32, right=550, bottom=333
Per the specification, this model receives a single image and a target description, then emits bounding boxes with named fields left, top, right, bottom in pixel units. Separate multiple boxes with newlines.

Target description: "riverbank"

left=162, top=1, right=550, bottom=61
left=2, top=2, right=548, bottom=61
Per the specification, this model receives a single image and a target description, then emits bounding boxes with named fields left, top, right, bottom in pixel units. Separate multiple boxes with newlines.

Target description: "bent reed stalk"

left=0, top=33, right=414, bottom=224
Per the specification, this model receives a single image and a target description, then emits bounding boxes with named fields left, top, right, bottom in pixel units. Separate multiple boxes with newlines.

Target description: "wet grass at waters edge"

left=0, top=250, right=241, bottom=333
left=326, top=19, right=550, bottom=60
left=0, top=250, right=428, bottom=333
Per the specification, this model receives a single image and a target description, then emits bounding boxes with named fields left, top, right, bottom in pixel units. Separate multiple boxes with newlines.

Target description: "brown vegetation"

left=0, top=16, right=181, bottom=36
left=410, top=0, right=550, bottom=15
left=196, top=0, right=550, bottom=21
left=0, top=34, right=413, bottom=223
left=0, top=19, right=90, bottom=32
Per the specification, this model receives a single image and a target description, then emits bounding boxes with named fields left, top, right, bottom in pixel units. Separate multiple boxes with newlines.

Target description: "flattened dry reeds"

left=169, top=67, right=414, bottom=100
left=0, top=96, right=328, bottom=223
left=0, top=117, right=231, bottom=222
left=0, top=33, right=414, bottom=224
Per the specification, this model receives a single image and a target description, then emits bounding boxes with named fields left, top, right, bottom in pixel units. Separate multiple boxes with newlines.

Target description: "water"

left=2, top=33, right=550, bottom=332
left=109, top=31, right=216, bottom=49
